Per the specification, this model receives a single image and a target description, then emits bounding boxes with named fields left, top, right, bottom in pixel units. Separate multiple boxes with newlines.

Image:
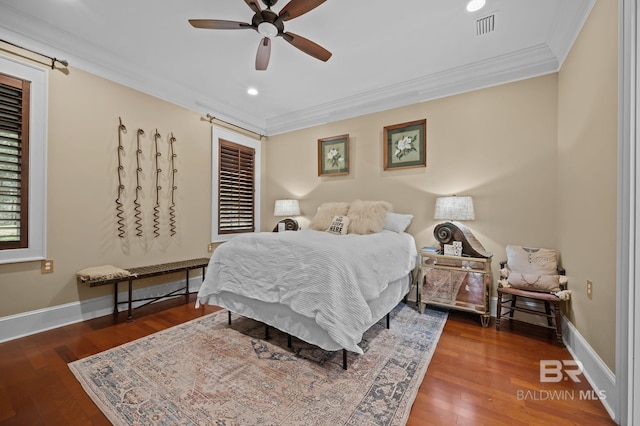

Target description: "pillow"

left=506, top=245, right=558, bottom=275
left=347, top=200, right=393, bottom=234
left=326, top=215, right=350, bottom=235
left=76, top=265, right=133, bottom=282
left=383, top=212, right=413, bottom=233
left=507, top=273, right=562, bottom=292
left=309, top=202, right=350, bottom=231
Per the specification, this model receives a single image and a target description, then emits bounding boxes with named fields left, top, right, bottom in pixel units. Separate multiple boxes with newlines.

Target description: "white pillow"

left=383, top=212, right=413, bottom=233
left=326, top=215, right=350, bottom=235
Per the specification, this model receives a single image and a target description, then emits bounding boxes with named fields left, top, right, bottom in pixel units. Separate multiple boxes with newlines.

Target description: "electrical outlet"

left=207, top=243, right=214, bottom=253
left=587, top=280, right=593, bottom=299
left=41, top=259, right=54, bottom=274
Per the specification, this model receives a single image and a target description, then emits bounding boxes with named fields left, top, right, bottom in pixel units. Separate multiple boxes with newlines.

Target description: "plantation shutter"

left=218, top=139, right=255, bottom=234
left=0, top=73, right=30, bottom=249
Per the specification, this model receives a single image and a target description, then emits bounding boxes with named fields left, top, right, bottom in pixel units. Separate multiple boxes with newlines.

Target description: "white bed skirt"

left=201, top=273, right=413, bottom=352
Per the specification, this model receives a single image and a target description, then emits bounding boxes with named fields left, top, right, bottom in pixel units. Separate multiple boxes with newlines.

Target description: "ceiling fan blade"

left=279, top=0, right=326, bottom=21
left=244, top=0, right=262, bottom=14
left=255, top=37, right=271, bottom=70
left=189, top=19, right=252, bottom=30
left=282, top=32, right=332, bottom=62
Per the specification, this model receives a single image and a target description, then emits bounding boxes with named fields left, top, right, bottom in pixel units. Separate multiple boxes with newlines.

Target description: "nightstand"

left=418, top=251, right=492, bottom=327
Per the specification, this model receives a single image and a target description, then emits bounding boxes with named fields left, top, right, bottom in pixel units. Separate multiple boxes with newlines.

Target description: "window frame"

left=211, top=126, right=261, bottom=242
left=0, top=72, right=30, bottom=250
left=218, top=138, right=255, bottom=235
left=0, top=55, right=47, bottom=264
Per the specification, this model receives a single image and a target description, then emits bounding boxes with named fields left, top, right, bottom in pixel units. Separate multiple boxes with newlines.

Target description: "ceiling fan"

left=189, top=0, right=332, bottom=71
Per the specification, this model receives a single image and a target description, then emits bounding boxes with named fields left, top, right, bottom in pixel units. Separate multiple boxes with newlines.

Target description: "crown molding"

left=0, top=0, right=593, bottom=137
left=547, top=0, right=596, bottom=69
left=0, top=5, right=267, bottom=135
left=264, top=43, right=560, bottom=135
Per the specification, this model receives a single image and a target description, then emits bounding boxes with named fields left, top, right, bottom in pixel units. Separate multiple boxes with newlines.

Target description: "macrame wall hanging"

left=114, top=118, right=179, bottom=239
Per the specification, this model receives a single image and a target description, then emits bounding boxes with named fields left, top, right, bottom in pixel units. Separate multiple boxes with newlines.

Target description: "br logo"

left=540, top=360, right=584, bottom=383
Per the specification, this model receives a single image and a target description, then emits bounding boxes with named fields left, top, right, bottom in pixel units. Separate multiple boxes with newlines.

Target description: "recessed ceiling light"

left=247, top=87, right=259, bottom=96
left=466, top=0, right=486, bottom=12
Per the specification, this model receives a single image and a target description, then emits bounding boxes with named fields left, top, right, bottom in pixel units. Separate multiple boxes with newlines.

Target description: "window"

left=0, top=57, right=47, bottom=264
left=211, top=126, right=261, bottom=242
left=218, top=139, right=255, bottom=234
left=0, top=73, right=30, bottom=249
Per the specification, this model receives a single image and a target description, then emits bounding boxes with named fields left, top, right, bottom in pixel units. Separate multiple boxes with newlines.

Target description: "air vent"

left=476, top=14, right=495, bottom=36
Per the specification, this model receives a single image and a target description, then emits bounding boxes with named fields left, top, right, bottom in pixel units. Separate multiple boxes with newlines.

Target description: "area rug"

left=68, top=303, right=447, bottom=426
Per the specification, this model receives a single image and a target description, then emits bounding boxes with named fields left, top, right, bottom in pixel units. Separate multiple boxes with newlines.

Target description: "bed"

left=196, top=202, right=418, bottom=368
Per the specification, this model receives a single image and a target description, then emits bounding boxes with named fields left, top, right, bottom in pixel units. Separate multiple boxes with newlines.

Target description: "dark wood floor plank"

left=0, top=297, right=614, bottom=425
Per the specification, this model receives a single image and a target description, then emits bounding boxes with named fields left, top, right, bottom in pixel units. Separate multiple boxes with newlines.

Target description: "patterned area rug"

left=69, top=304, right=447, bottom=425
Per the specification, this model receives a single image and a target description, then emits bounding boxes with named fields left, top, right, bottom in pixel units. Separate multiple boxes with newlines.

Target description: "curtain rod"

left=0, top=38, right=68, bottom=69
left=203, top=113, right=265, bottom=139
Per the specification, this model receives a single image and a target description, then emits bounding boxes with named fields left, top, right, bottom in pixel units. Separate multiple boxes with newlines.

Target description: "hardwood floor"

left=0, top=296, right=615, bottom=425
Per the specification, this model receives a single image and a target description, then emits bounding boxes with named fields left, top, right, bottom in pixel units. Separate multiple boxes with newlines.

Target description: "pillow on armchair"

left=500, top=245, right=566, bottom=293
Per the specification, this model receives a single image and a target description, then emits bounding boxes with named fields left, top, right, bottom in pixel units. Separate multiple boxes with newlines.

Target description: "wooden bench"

left=81, top=258, right=209, bottom=321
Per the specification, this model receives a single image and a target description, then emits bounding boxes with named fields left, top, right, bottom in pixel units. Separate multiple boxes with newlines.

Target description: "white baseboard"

left=490, top=296, right=617, bottom=421
left=562, top=316, right=618, bottom=421
left=0, top=278, right=204, bottom=343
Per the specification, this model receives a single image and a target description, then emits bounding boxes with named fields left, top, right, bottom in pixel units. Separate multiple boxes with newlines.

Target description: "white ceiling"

left=0, top=0, right=594, bottom=135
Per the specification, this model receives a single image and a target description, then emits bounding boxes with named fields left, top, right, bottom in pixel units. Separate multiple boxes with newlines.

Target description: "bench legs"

left=112, top=264, right=207, bottom=322
left=127, top=278, right=134, bottom=322
left=113, top=283, right=119, bottom=315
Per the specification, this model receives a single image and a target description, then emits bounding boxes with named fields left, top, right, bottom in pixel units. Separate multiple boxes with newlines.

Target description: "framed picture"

left=383, top=119, right=426, bottom=170
left=318, top=134, right=349, bottom=176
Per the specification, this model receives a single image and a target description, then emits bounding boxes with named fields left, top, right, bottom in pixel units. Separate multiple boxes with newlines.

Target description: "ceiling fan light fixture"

left=466, top=0, right=486, bottom=12
left=258, top=21, right=278, bottom=38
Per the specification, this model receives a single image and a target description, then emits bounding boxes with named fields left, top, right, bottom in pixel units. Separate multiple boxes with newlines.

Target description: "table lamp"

left=273, top=199, right=300, bottom=231
left=433, top=195, right=491, bottom=258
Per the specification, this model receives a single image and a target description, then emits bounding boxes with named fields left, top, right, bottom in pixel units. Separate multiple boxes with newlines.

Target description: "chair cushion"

left=498, top=286, right=562, bottom=301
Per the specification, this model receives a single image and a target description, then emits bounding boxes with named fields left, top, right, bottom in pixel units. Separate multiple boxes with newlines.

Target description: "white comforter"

left=196, top=229, right=418, bottom=353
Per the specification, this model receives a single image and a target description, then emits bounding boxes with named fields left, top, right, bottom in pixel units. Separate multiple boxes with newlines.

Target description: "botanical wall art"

left=318, top=134, right=349, bottom=176
left=383, top=119, right=426, bottom=170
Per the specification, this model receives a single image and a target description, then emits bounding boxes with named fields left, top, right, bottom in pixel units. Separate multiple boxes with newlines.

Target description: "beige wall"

left=0, top=0, right=617, bottom=372
left=265, top=74, right=560, bottom=287
left=265, top=0, right=617, bottom=371
left=0, top=64, right=218, bottom=316
left=557, top=0, right=618, bottom=370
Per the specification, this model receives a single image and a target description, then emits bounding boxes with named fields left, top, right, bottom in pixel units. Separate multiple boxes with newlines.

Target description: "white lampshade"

left=434, top=196, right=475, bottom=221
left=274, top=199, right=300, bottom=217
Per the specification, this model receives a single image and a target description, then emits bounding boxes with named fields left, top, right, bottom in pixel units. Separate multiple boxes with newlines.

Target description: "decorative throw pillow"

left=76, top=265, right=132, bottom=282
left=326, top=215, right=350, bottom=235
left=309, top=202, right=350, bottom=231
left=507, top=273, right=562, bottom=292
left=347, top=200, right=393, bottom=234
left=506, top=245, right=558, bottom=275
left=383, top=212, right=413, bottom=233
